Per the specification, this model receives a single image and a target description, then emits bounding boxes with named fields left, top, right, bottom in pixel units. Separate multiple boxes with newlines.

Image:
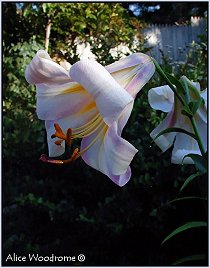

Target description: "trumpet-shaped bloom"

left=25, top=50, right=155, bottom=186
left=148, top=81, right=207, bottom=164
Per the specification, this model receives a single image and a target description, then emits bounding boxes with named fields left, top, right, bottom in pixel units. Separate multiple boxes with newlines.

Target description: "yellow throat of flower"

left=40, top=114, right=107, bottom=165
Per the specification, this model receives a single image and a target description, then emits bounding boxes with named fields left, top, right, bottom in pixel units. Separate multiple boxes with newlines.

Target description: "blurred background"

left=3, top=2, right=208, bottom=266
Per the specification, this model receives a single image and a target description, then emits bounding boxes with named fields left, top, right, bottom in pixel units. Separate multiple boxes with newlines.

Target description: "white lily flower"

left=148, top=80, right=207, bottom=164
left=25, top=50, right=155, bottom=186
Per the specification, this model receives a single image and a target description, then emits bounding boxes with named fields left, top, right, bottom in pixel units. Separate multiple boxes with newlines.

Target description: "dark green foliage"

left=125, top=2, right=208, bottom=25
left=3, top=2, right=207, bottom=266
left=3, top=39, right=45, bottom=160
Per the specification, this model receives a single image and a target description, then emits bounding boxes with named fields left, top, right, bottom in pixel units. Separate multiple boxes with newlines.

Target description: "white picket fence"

left=142, top=16, right=207, bottom=63
left=71, top=16, right=206, bottom=65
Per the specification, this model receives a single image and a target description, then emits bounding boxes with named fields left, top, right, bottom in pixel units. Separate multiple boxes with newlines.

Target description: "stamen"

left=51, top=123, right=66, bottom=140
left=72, top=115, right=104, bottom=139
left=73, top=113, right=101, bottom=131
left=71, top=148, right=79, bottom=160
left=66, top=128, right=72, bottom=147
left=61, top=148, right=80, bottom=164
left=79, top=125, right=108, bottom=156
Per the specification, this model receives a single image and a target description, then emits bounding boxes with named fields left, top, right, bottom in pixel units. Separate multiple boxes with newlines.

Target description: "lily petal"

left=197, top=89, right=207, bottom=123
left=193, top=112, right=207, bottom=152
left=196, top=113, right=208, bottom=152
left=192, top=82, right=201, bottom=92
left=171, top=148, right=195, bottom=164
left=106, top=53, right=155, bottom=97
left=81, top=122, right=138, bottom=186
left=150, top=109, right=177, bottom=152
left=148, top=85, right=174, bottom=112
left=117, top=102, right=134, bottom=135
left=26, top=50, right=96, bottom=121
left=70, top=59, right=134, bottom=126
left=36, top=84, right=95, bottom=120
left=25, top=50, right=71, bottom=85
left=172, top=133, right=200, bottom=164
left=201, top=88, right=207, bottom=104
left=172, top=113, right=207, bottom=164
left=109, top=167, right=132, bottom=187
left=171, top=114, right=198, bottom=164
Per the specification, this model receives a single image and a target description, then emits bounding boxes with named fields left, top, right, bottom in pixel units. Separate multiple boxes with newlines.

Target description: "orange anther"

left=54, top=139, right=63, bottom=146
left=54, top=123, right=64, bottom=134
left=51, top=123, right=66, bottom=140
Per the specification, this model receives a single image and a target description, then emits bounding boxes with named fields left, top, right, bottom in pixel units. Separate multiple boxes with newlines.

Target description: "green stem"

left=152, top=58, right=185, bottom=106
left=191, top=117, right=206, bottom=158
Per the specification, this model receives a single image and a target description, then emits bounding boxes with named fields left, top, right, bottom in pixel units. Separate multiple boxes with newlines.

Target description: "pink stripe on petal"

left=125, top=63, right=155, bottom=97
left=106, top=53, right=153, bottom=73
left=81, top=122, right=137, bottom=186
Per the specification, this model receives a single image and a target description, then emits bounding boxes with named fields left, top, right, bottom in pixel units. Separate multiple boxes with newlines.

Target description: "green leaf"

left=188, top=99, right=203, bottom=115
left=152, top=58, right=177, bottom=92
left=28, top=193, right=35, bottom=202
left=182, top=153, right=207, bottom=173
left=90, top=23, right=97, bottom=29
left=161, top=221, right=207, bottom=245
left=154, top=127, right=197, bottom=141
left=172, top=254, right=206, bottom=265
left=181, top=105, right=193, bottom=117
left=169, top=196, right=207, bottom=203
left=166, top=72, right=185, bottom=95
left=179, top=171, right=204, bottom=192
left=152, top=59, right=186, bottom=105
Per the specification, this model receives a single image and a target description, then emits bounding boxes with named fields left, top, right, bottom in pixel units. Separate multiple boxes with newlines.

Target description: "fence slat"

left=142, top=16, right=206, bottom=63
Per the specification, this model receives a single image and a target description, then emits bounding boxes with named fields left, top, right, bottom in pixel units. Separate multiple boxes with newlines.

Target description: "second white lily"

left=148, top=78, right=207, bottom=164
